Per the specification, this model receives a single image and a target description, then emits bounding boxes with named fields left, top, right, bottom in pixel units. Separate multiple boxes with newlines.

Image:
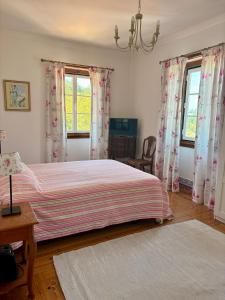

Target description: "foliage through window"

left=181, top=62, right=201, bottom=147
left=65, top=74, right=91, bottom=135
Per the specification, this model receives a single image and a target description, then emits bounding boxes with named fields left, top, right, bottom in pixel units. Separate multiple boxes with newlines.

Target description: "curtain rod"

left=159, top=42, right=224, bottom=64
left=41, top=58, right=114, bottom=72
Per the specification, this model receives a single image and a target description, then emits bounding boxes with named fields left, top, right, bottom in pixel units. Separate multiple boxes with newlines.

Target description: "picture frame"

left=3, top=80, right=31, bottom=111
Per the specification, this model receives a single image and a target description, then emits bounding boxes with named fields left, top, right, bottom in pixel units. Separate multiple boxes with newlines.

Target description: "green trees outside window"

left=65, top=75, right=91, bottom=133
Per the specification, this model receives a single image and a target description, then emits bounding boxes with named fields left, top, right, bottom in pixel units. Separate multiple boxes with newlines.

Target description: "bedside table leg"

left=21, top=240, right=27, bottom=264
left=27, top=229, right=37, bottom=299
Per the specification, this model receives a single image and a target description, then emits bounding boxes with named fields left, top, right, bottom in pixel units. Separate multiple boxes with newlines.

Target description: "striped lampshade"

left=0, top=130, right=7, bottom=141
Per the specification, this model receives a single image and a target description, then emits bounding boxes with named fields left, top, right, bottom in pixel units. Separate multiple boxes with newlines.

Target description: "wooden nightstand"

left=0, top=203, right=38, bottom=299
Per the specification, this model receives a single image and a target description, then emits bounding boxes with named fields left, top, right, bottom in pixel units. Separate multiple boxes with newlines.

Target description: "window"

left=181, top=59, right=201, bottom=148
left=65, top=69, right=91, bottom=138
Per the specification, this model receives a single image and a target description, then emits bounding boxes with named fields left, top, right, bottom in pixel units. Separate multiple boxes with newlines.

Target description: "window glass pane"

left=77, top=95, right=91, bottom=114
left=65, top=76, right=73, bottom=95
left=66, top=113, right=74, bottom=132
left=181, top=66, right=201, bottom=143
left=189, top=69, right=201, bottom=94
left=184, top=116, right=197, bottom=140
left=77, top=114, right=91, bottom=132
left=65, top=95, right=73, bottom=113
left=77, top=77, right=91, bottom=96
left=187, top=94, right=198, bottom=116
left=65, top=74, right=92, bottom=134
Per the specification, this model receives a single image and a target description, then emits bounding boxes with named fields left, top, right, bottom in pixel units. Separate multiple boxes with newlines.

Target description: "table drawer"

left=0, top=227, right=29, bottom=244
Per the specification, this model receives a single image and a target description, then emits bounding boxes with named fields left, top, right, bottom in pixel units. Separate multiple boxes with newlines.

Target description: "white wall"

left=131, top=21, right=225, bottom=181
left=0, top=29, right=132, bottom=163
left=179, top=147, right=195, bottom=181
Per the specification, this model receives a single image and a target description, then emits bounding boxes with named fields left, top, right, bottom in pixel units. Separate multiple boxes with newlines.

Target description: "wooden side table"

left=0, top=203, right=38, bottom=299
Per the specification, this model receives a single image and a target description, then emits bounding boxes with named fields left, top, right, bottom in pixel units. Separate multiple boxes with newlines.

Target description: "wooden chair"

left=127, top=136, right=156, bottom=173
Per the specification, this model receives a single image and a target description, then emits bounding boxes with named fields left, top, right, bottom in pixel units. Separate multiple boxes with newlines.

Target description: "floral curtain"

left=155, top=57, right=187, bottom=192
left=44, top=63, right=67, bottom=163
left=193, top=44, right=225, bottom=209
left=89, top=68, right=111, bottom=159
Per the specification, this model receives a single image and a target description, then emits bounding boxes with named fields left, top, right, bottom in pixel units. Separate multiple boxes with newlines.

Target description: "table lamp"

left=0, top=130, right=7, bottom=154
left=0, top=152, right=24, bottom=216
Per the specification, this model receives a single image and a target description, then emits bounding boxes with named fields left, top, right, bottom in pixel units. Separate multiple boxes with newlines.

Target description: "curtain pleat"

left=44, top=63, right=67, bottom=162
left=89, top=68, right=111, bottom=160
left=193, top=45, right=225, bottom=209
left=155, top=57, right=187, bottom=192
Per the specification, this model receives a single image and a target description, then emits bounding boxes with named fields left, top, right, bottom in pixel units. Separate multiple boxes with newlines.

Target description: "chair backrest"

left=142, top=136, right=156, bottom=161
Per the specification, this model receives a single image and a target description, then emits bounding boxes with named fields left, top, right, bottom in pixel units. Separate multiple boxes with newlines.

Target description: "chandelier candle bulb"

left=131, top=16, right=135, bottom=32
left=156, top=20, right=160, bottom=34
left=129, top=35, right=133, bottom=47
left=115, top=25, right=118, bottom=36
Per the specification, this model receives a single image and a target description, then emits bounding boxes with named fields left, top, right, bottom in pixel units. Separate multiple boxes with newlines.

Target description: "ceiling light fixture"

left=114, top=0, right=160, bottom=53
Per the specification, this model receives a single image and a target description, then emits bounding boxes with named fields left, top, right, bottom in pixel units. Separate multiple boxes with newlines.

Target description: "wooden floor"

left=2, top=192, right=225, bottom=300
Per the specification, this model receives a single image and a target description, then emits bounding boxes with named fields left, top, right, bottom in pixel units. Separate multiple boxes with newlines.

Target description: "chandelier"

left=114, top=0, right=160, bottom=53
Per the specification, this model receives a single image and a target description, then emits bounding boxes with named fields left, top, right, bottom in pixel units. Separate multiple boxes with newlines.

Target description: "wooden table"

left=0, top=203, right=38, bottom=299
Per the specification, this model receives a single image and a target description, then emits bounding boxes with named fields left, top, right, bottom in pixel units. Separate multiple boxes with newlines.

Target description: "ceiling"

left=0, top=0, right=225, bottom=48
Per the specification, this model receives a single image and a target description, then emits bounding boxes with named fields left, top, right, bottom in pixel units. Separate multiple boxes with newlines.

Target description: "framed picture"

left=3, top=80, right=31, bottom=111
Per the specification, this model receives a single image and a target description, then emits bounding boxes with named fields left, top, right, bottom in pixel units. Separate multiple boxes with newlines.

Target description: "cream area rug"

left=53, top=220, right=225, bottom=300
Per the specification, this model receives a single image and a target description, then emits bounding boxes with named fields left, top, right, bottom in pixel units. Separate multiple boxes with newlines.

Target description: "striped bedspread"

left=0, top=160, right=171, bottom=243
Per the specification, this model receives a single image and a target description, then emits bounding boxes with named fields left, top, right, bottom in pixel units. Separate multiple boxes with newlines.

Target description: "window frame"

left=65, top=67, right=91, bottom=139
left=180, top=58, right=202, bottom=148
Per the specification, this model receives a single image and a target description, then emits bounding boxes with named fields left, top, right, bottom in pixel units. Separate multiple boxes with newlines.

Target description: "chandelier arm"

left=140, top=44, right=152, bottom=53
left=140, top=36, right=155, bottom=52
left=135, top=18, right=141, bottom=49
left=140, top=34, right=155, bottom=49
left=139, top=21, right=157, bottom=49
left=133, top=18, right=138, bottom=48
left=115, top=39, right=130, bottom=50
left=139, top=19, right=148, bottom=48
left=142, top=41, right=154, bottom=52
left=141, top=32, right=158, bottom=50
left=139, top=20, right=152, bottom=50
left=140, top=31, right=155, bottom=52
left=140, top=21, right=160, bottom=48
left=140, top=36, right=153, bottom=51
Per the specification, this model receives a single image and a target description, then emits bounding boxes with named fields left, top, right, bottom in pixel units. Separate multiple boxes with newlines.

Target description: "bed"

left=0, top=159, right=171, bottom=243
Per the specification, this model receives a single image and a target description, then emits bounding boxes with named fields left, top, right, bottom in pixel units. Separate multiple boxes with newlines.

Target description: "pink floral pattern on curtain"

left=155, top=57, right=187, bottom=192
left=44, top=63, right=67, bottom=163
left=193, top=44, right=225, bottom=209
left=89, top=68, right=112, bottom=159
